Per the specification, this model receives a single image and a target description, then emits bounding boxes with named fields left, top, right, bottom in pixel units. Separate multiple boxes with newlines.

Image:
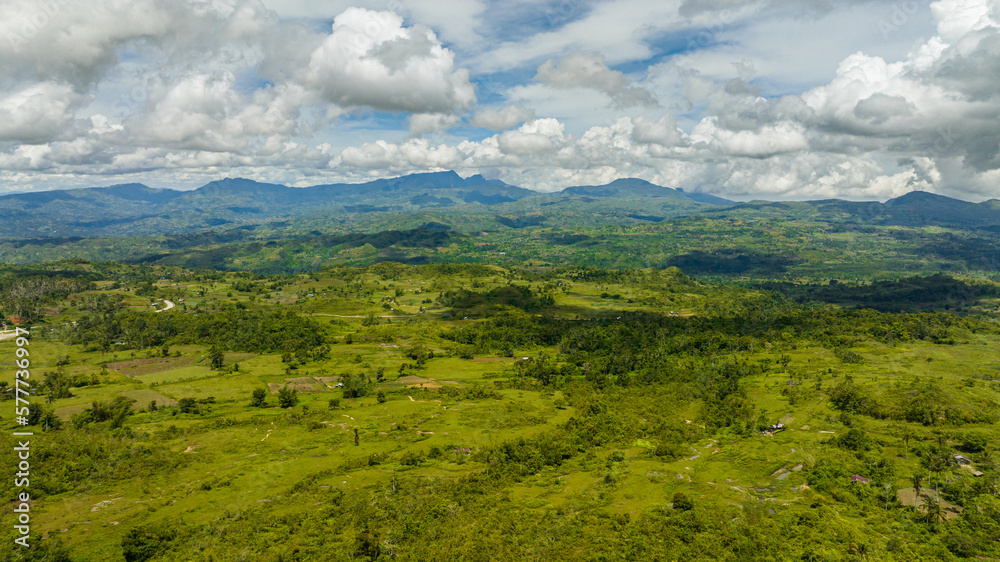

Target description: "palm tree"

left=923, top=495, right=945, bottom=529
left=911, top=474, right=923, bottom=512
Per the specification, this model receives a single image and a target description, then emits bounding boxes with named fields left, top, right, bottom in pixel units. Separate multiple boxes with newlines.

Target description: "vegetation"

left=1, top=218, right=999, bottom=560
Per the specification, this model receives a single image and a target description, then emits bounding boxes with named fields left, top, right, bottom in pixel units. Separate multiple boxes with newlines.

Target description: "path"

left=155, top=300, right=175, bottom=312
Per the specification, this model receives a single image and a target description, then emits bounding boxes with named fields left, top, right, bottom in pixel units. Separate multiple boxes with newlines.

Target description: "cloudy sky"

left=1, top=0, right=998, bottom=201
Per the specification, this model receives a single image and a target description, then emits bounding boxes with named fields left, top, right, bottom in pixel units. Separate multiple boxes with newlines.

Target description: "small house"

left=851, top=475, right=869, bottom=484
left=955, top=454, right=972, bottom=465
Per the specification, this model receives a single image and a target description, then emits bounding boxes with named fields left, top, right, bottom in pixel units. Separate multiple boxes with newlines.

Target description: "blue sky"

left=0, top=0, right=998, bottom=202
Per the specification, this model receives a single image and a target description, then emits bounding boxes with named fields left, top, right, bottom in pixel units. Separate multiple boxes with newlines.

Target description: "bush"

left=177, top=398, right=198, bottom=414
left=672, top=492, right=694, bottom=511
left=943, top=531, right=978, bottom=558
left=836, top=428, right=872, bottom=451
left=835, top=348, right=864, bottom=364
left=400, top=451, right=423, bottom=466
left=250, top=387, right=267, bottom=407
left=122, top=525, right=177, bottom=562
left=278, top=386, right=298, bottom=409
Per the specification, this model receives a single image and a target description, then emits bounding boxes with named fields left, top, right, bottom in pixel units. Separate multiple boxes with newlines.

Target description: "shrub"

left=278, top=386, right=298, bottom=409
left=177, top=398, right=198, bottom=414
left=672, top=492, right=694, bottom=511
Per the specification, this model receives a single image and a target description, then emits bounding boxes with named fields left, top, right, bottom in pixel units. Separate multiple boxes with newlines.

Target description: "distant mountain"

left=562, top=178, right=687, bottom=199
left=0, top=172, right=995, bottom=238
left=675, top=189, right=733, bottom=206
left=560, top=178, right=732, bottom=206
left=808, top=191, right=1000, bottom=229
left=0, top=172, right=539, bottom=237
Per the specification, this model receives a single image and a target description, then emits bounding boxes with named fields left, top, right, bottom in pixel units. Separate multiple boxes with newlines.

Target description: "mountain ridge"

left=0, top=173, right=995, bottom=237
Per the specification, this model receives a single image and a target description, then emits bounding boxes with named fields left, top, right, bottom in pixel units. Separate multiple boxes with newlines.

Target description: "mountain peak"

left=562, top=177, right=684, bottom=199
left=607, top=178, right=657, bottom=188
left=885, top=190, right=972, bottom=207
left=197, top=177, right=289, bottom=193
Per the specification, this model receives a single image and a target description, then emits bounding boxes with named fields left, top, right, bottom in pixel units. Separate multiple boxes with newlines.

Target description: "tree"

left=26, top=402, right=44, bottom=426
left=178, top=397, right=198, bottom=414
left=43, top=370, right=73, bottom=401
left=882, top=482, right=896, bottom=510
left=376, top=390, right=386, bottom=404
left=912, top=473, right=923, bottom=512
left=208, top=346, right=224, bottom=370
left=924, top=495, right=945, bottom=529
left=901, top=426, right=913, bottom=459
left=354, top=526, right=381, bottom=561
left=278, top=385, right=298, bottom=408
left=250, top=387, right=267, bottom=407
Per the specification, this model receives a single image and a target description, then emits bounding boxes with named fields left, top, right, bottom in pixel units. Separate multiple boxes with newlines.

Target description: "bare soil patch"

left=268, top=381, right=324, bottom=393
left=398, top=375, right=440, bottom=389
left=896, top=488, right=963, bottom=520
left=107, top=356, right=194, bottom=376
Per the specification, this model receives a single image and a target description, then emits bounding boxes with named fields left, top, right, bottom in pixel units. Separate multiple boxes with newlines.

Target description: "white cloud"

left=0, top=0, right=999, bottom=203
left=299, top=8, right=476, bottom=114
left=0, top=82, right=86, bottom=143
left=400, top=0, right=487, bottom=49
left=0, top=0, right=231, bottom=88
left=690, top=118, right=809, bottom=157
left=536, top=52, right=656, bottom=107
left=132, top=73, right=307, bottom=152
left=408, top=112, right=461, bottom=136
left=341, top=138, right=460, bottom=170
left=470, top=104, right=535, bottom=130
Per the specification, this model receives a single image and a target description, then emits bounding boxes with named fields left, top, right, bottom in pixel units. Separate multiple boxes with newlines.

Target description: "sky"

left=1, top=0, right=999, bottom=201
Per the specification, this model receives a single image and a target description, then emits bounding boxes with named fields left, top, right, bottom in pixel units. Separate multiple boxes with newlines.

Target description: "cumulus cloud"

left=2, top=0, right=1000, bottom=202
left=299, top=8, right=476, bottom=114
left=0, top=0, right=237, bottom=89
left=631, top=115, right=686, bottom=147
left=408, top=113, right=461, bottom=137
left=691, top=118, right=809, bottom=157
left=0, top=82, right=86, bottom=143
left=535, top=52, right=657, bottom=108
left=133, top=73, right=306, bottom=152
left=341, top=138, right=460, bottom=170
left=470, top=104, right=535, bottom=130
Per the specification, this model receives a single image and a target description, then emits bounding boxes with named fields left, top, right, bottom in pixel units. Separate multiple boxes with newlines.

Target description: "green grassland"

left=1, top=262, right=999, bottom=561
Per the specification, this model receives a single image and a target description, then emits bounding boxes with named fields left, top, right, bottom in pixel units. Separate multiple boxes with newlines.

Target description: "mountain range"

left=0, top=171, right=996, bottom=237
